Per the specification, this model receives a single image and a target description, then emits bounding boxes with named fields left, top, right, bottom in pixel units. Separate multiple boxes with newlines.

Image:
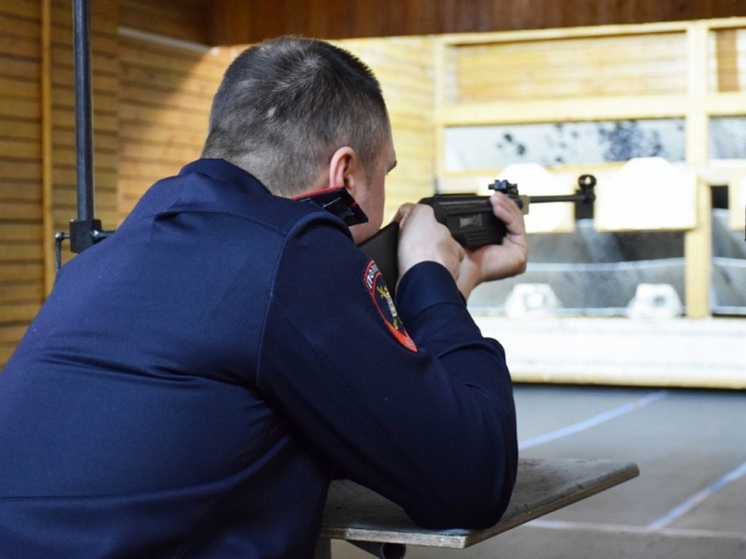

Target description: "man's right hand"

left=394, top=203, right=465, bottom=286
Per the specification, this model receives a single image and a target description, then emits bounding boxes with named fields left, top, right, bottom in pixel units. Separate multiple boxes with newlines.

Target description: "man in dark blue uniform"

left=0, top=37, right=527, bottom=558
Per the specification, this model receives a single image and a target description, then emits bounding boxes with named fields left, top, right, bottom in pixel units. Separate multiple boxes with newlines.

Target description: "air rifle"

left=358, top=174, right=596, bottom=293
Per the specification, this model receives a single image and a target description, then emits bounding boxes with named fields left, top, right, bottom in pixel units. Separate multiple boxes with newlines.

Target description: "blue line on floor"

left=648, top=459, right=746, bottom=530
left=519, top=390, right=668, bottom=450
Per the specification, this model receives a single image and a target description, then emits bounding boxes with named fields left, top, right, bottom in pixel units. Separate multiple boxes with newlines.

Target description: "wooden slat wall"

left=455, top=32, right=689, bottom=101
left=453, top=26, right=746, bottom=103
left=118, top=38, right=229, bottom=214
left=120, top=0, right=211, bottom=44
left=0, top=0, right=43, bottom=366
left=0, top=0, right=228, bottom=368
left=118, top=0, right=229, bottom=214
left=713, top=27, right=746, bottom=91
left=210, top=0, right=746, bottom=45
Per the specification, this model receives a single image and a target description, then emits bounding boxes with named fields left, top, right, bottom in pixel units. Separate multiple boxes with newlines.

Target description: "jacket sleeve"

left=256, top=217, right=517, bottom=529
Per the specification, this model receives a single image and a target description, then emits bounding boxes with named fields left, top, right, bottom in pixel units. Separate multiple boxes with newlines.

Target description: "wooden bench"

left=315, top=457, right=639, bottom=558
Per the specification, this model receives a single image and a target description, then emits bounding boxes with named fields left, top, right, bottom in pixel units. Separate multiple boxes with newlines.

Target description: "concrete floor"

left=332, top=384, right=746, bottom=558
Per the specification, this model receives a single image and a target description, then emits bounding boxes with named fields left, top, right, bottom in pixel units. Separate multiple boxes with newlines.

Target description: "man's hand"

left=456, top=192, right=528, bottom=299
left=394, top=203, right=465, bottom=285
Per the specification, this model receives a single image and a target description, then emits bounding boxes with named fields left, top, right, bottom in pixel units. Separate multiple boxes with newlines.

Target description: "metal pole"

left=73, top=0, right=94, bottom=224
left=68, top=0, right=105, bottom=254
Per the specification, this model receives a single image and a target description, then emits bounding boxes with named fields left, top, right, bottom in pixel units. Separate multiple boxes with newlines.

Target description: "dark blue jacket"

left=0, top=159, right=517, bottom=558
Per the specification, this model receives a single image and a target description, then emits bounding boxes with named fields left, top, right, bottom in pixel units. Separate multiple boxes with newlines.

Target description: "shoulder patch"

left=364, top=261, right=417, bottom=352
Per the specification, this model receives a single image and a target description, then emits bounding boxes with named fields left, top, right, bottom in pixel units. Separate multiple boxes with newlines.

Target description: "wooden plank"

left=436, top=94, right=695, bottom=126
left=456, top=45, right=688, bottom=78
left=118, top=160, right=188, bottom=181
left=0, top=263, right=44, bottom=282
left=0, top=160, right=41, bottom=181
left=0, top=221, right=42, bottom=241
left=0, top=243, right=43, bottom=261
left=117, top=44, right=227, bottom=80
left=0, top=32, right=40, bottom=61
left=438, top=18, right=746, bottom=47
left=0, top=122, right=39, bottom=148
left=0, top=96, right=40, bottom=120
left=120, top=64, right=221, bottom=98
left=684, top=177, right=713, bottom=318
left=683, top=22, right=713, bottom=318
left=0, top=302, right=43, bottom=323
left=119, top=103, right=210, bottom=131
left=0, top=56, right=39, bottom=81
left=120, top=142, right=202, bottom=165
left=437, top=89, right=746, bottom=125
left=476, top=315, right=746, bottom=388
left=118, top=123, right=207, bottom=148
left=120, top=0, right=210, bottom=44
left=0, top=138, right=41, bottom=160
left=119, top=84, right=213, bottom=113
left=210, top=1, right=746, bottom=44
left=0, top=200, right=42, bottom=221
left=0, top=324, right=33, bottom=344
left=0, top=0, right=39, bottom=20
left=714, top=28, right=743, bottom=92
left=0, top=181, right=42, bottom=202
left=454, top=33, right=689, bottom=100
left=320, top=458, right=639, bottom=548
left=116, top=32, right=228, bottom=221
left=0, top=78, right=41, bottom=101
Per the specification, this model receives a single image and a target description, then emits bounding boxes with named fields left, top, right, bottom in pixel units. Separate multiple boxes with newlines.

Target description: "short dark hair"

left=202, top=36, right=391, bottom=196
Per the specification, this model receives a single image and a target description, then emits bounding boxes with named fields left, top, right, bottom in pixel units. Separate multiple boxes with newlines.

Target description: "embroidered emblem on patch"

left=364, top=261, right=417, bottom=352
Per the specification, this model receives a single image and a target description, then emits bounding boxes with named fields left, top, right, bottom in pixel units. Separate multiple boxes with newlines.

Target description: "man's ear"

left=328, top=146, right=363, bottom=195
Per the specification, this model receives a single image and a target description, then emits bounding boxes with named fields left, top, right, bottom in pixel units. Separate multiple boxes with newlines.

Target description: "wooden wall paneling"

left=714, top=28, right=741, bottom=91
left=119, top=0, right=211, bottom=44
left=0, top=0, right=43, bottom=366
left=42, top=0, right=53, bottom=296
left=454, top=32, right=689, bottom=101
left=436, top=19, right=746, bottom=124
left=209, top=0, right=746, bottom=45
left=117, top=31, right=230, bottom=216
left=684, top=22, right=714, bottom=318
left=1, top=0, right=231, bottom=367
